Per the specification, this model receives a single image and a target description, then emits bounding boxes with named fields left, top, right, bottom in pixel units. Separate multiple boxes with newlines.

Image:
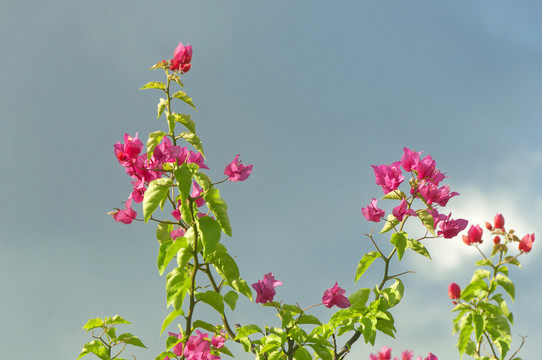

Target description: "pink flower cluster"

left=467, top=213, right=534, bottom=252
left=166, top=330, right=225, bottom=360
left=362, top=147, right=467, bottom=239
left=251, top=274, right=350, bottom=309
left=369, top=346, right=437, bottom=360
left=112, top=133, right=210, bottom=224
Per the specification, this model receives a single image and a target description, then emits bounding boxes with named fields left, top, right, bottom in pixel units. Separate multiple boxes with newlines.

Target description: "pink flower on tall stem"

left=170, top=42, right=193, bottom=73
left=224, top=154, right=253, bottom=182
left=322, top=282, right=351, bottom=308
left=448, top=282, right=461, bottom=300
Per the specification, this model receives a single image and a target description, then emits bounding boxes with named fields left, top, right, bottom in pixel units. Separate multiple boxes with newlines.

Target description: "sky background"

left=1, top=1, right=542, bottom=359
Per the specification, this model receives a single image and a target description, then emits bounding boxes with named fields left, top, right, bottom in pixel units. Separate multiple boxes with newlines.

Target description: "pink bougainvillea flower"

left=112, top=197, right=137, bottom=224
left=392, top=198, right=417, bottom=221
left=462, top=224, right=483, bottom=245
left=371, top=162, right=404, bottom=194
left=131, top=179, right=146, bottom=203
left=415, top=155, right=445, bottom=184
left=400, top=350, right=413, bottom=360
left=252, top=273, right=282, bottom=304
left=224, top=154, right=253, bottom=182
left=211, top=334, right=225, bottom=349
left=401, top=147, right=422, bottom=172
left=114, top=133, right=144, bottom=166
left=185, top=150, right=210, bottom=170
left=362, top=198, right=385, bottom=222
left=170, top=42, right=193, bottom=73
left=168, top=332, right=184, bottom=357
left=170, top=228, right=186, bottom=241
left=423, top=354, right=438, bottom=360
left=437, top=214, right=468, bottom=239
left=322, top=282, right=351, bottom=309
left=418, top=181, right=459, bottom=207
left=448, top=282, right=461, bottom=300
left=376, top=346, right=392, bottom=360
left=494, top=213, right=505, bottom=230
left=519, top=233, right=535, bottom=253
left=191, top=181, right=206, bottom=207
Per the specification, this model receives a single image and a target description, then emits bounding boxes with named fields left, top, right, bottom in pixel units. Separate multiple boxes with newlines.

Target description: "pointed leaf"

left=143, top=178, right=173, bottom=222
left=157, top=98, right=167, bottom=119
left=390, top=231, right=408, bottom=260
left=146, top=131, right=166, bottom=160
left=381, top=190, right=406, bottom=200
left=177, top=132, right=204, bottom=155
left=380, top=214, right=399, bottom=234
left=231, top=278, right=253, bottom=301
left=77, top=340, right=110, bottom=360
left=349, top=288, right=371, bottom=310
left=206, top=250, right=240, bottom=284
left=203, top=187, right=232, bottom=236
left=355, top=251, right=381, bottom=283
left=407, top=239, right=431, bottom=259
left=116, top=333, right=147, bottom=348
left=417, top=209, right=435, bottom=235
left=198, top=216, right=222, bottom=258
left=473, top=314, right=484, bottom=343
left=235, top=324, right=263, bottom=340
left=196, top=290, right=225, bottom=315
left=496, top=274, right=515, bottom=301
left=82, top=318, right=104, bottom=331
left=171, top=113, right=196, bottom=134
left=105, top=315, right=131, bottom=326
left=223, top=290, right=239, bottom=311
left=158, top=238, right=188, bottom=276
left=161, top=308, right=184, bottom=334
left=140, top=81, right=166, bottom=91
left=172, top=91, right=197, bottom=111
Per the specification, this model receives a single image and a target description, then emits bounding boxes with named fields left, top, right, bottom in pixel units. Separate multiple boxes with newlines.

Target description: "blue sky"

left=1, top=1, right=542, bottom=359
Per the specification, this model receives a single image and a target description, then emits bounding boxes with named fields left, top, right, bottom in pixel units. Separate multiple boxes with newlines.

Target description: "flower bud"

left=494, top=213, right=505, bottom=230
left=493, top=236, right=500, bottom=244
left=485, top=222, right=493, bottom=231
left=448, top=282, right=461, bottom=300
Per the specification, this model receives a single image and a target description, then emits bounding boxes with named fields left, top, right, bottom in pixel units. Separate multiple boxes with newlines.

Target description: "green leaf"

left=155, top=351, right=177, bottom=360
left=472, top=269, right=491, bottom=282
left=157, top=238, right=187, bottom=276
left=77, top=340, right=110, bottom=360
left=143, top=178, right=173, bottom=223
left=170, top=113, right=196, bottom=134
left=458, top=314, right=474, bottom=356
left=504, top=256, right=521, bottom=268
left=390, top=232, right=408, bottom=260
left=475, top=259, right=493, bottom=267
left=156, top=223, right=174, bottom=244
left=197, top=216, right=222, bottom=258
left=174, top=163, right=198, bottom=204
left=282, top=304, right=302, bottom=314
left=380, top=214, right=399, bottom=234
left=235, top=324, right=263, bottom=340
left=355, top=251, right=381, bottom=283
left=157, top=98, right=167, bottom=119
left=473, top=314, right=484, bottom=343
left=231, top=278, right=253, bottom=301
left=193, top=320, right=219, bottom=334
left=349, top=288, right=371, bottom=310
left=116, top=333, right=147, bottom=348
left=105, top=315, right=131, bottom=326
left=203, top=187, right=232, bottom=236
left=407, top=239, right=431, bottom=259
left=206, top=250, right=240, bottom=284
left=194, top=172, right=212, bottom=191
left=297, top=314, right=322, bottom=325
left=375, top=316, right=396, bottom=338
left=172, top=90, right=197, bottom=111
left=417, top=209, right=435, bottom=235
left=161, top=308, right=184, bottom=334
left=309, top=345, right=332, bottom=360
left=496, top=274, right=515, bottom=301
left=461, top=279, right=488, bottom=300
left=166, top=267, right=190, bottom=309
left=223, top=290, right=239, bottom=311
left=178, top=132, right=204, bottom=156
left=381, top=190, right=406, bottom=200
left=196, top=291, right=225, bottom=315
left=294, top=346, right=312, bottom=360
left=177, top=247, right=193, bottom=269
left=82, top=318, right=104, bottom=331
left=140, top=81, right=166, bottom=91
left=361, top=316, right=377, bottom=345
left=146, top=131, right=166, bottom=160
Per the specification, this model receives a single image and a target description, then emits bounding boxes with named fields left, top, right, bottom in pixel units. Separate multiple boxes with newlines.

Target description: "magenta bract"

left=462, top=224, right=483, bottom=245
left=224, top=154, right=253, bottom=182
left=519, top=233, right=535, bottom=253
left=362, top=198, right=385, bottom=222
left=252, top=273, right=282, bottom=304
left=322, top=282, right=351, bottom=309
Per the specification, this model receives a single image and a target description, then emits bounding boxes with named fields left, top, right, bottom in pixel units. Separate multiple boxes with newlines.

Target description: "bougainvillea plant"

left=78, top=42, right=532, bottom=360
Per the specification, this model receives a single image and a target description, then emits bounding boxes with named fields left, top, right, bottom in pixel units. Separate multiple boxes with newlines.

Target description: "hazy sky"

left=1, top=1, right=542, bottom=359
